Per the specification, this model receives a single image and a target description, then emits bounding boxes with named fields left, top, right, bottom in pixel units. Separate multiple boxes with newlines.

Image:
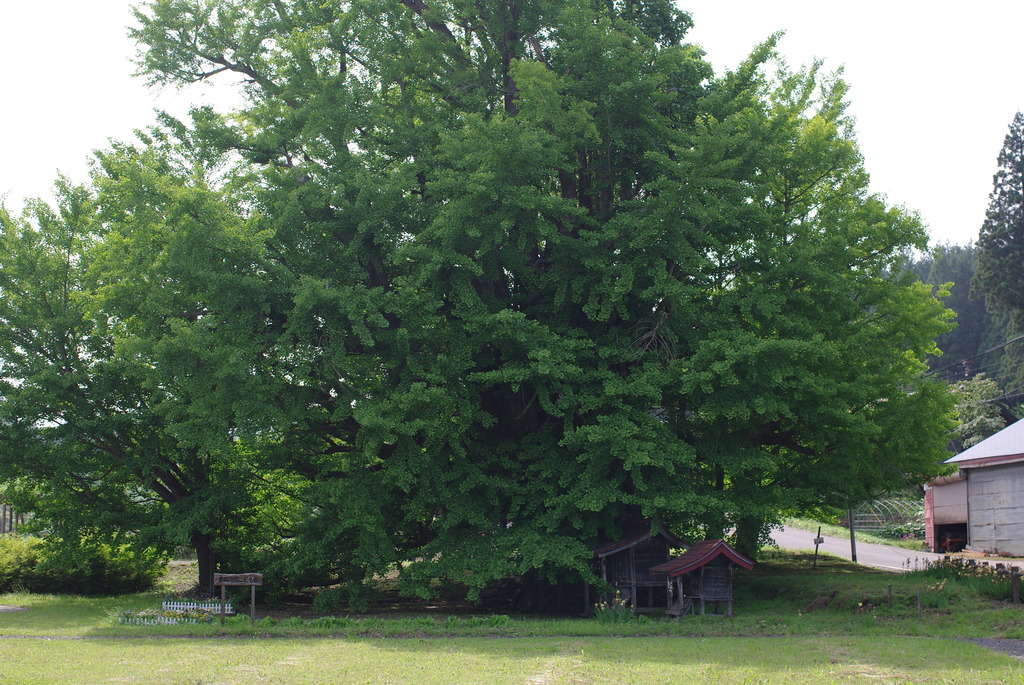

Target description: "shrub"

left=593, top=592, right=636, bottom=624
left=0, top=535, right=40, bottom=591
left=118, top=607, right=215, bottom=624
left=311, top=587, right=343, bottom=612
left=905, top=557, right=1013, bottom=601
left=881, top=514, right=925, bottom=541
left=0, top=534, right=166, bottom=595
left=310, top=616, right=353, bottom=629
left=394, top=616, right=435, bottom=632
left=310, top=581, right=377, bottom=613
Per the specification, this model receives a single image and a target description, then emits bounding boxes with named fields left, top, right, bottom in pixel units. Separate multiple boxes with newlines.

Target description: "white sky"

left=2, top=1, right=1022, bottom=247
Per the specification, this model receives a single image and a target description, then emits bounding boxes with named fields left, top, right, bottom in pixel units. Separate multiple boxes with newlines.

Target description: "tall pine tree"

left=976, top=113, right=1024, bottom=313
left=974, top=112, right=1024, bottom=399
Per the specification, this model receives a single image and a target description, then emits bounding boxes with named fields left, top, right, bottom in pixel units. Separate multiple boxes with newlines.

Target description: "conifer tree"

left=976, top=113, right=1024, bottom=313
left=975, top=112, right=1024, bottom=397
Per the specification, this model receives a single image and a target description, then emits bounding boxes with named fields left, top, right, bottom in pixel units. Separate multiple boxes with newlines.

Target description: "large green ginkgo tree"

left=0, top=0, right=954, bottom=603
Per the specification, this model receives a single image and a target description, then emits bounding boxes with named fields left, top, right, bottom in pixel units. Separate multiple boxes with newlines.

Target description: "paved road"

left=770, top=525, right=946, bottom=572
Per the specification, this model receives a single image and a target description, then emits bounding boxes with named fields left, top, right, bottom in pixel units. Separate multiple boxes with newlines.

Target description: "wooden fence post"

left=1012, top=571, right=1021, bottom=605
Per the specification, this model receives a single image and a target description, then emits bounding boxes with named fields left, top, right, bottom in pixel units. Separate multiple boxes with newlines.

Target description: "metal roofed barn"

left=945, top=418, right=1024, bottom=556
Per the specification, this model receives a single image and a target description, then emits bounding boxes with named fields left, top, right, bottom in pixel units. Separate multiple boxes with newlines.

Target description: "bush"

left=310, top=581, right=377, bottom=613
left=0, top=535, right=39, bottom=591
left=905, top=557, right=1013, bottom=602
left=881, top=515, right=925, bottom=541
left=310, top=616, right=353, bottom=629
left=593, top=592, right=636, bottom=624
left=0, top=534, right=166, bottom=595
left=118, top=607, right=215, bottom=624
left=311, top=587, right=343, bottom=612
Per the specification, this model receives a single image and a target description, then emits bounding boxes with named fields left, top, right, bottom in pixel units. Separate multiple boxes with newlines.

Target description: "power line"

left=925, top=332, right=1024, bottom=378
left=939, top=357, right=1024, bottom=387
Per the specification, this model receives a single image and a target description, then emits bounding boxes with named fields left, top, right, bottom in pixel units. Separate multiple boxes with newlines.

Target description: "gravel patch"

left=960, top=638, right=1024, bottom=660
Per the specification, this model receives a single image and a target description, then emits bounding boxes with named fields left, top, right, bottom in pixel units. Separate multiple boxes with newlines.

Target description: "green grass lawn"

left=2, top=550, right=1024, bottom=683
left=0, top=636, right=1020, bottom=684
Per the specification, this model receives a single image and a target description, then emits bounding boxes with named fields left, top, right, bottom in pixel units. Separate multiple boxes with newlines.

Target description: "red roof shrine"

left=649, top=539, right=754, bottom=578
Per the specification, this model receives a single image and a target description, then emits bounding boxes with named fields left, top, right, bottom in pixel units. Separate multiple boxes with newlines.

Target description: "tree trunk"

left=733, top=517, right=764, bottom=560
left=706, top=467, right=727, bottom=539
left=192, top=531, right=216, bottom=595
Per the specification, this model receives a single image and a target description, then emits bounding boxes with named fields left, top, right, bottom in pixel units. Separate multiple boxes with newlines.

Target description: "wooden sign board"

left=214, top=573, right=263, bottom=586
left=213, top=573, right=263, bottom=624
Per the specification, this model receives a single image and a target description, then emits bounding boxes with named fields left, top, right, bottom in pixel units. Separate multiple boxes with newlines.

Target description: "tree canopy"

left=909, top=244, right=1005, bottom=371
left=909, top=243, right=1023, bottom=422
left=0, top=0, right=954, bottom=602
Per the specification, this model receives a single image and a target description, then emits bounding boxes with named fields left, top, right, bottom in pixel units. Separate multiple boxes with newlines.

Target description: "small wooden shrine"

left=648, top=539, right=754, bottom=617
left=587, top=520, right=688, bottom=613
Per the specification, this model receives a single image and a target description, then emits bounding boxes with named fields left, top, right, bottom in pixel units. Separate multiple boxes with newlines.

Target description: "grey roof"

left=946, top=419, right=1024, bottom=465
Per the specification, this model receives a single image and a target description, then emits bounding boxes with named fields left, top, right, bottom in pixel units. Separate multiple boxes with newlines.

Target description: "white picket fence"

left=119, top=602, right=227, bottom=626
left=162, top=600, right=234, bottom=614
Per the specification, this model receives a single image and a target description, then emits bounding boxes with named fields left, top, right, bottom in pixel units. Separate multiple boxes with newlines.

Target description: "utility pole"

left=847, top=508, right=858, bottom=563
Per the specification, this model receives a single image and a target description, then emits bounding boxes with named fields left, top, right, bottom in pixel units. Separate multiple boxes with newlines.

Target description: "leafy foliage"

left=879, top=513, right=925, bottom=541
left=0, top=0, right=955, bottom=597
left=0, top=535, right=166, bottom=595
left=952, top=373, right=1006, bottom=447
left=909, top=243, right=1023, bottom=422
left=908, top=244, right=1011, bottom=371
left=905, top=557, right=1014, bottom=602
left=592, top=591, right=640, bottom=624
left=0, top=176, right=281, bottom=593
left=119, top=607, right=215, bottom=624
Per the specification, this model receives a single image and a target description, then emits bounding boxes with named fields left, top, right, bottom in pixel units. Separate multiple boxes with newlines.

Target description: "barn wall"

left=932, top=479, right=967, bottom=524
left=966, top=462, right=1024, bottom=556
